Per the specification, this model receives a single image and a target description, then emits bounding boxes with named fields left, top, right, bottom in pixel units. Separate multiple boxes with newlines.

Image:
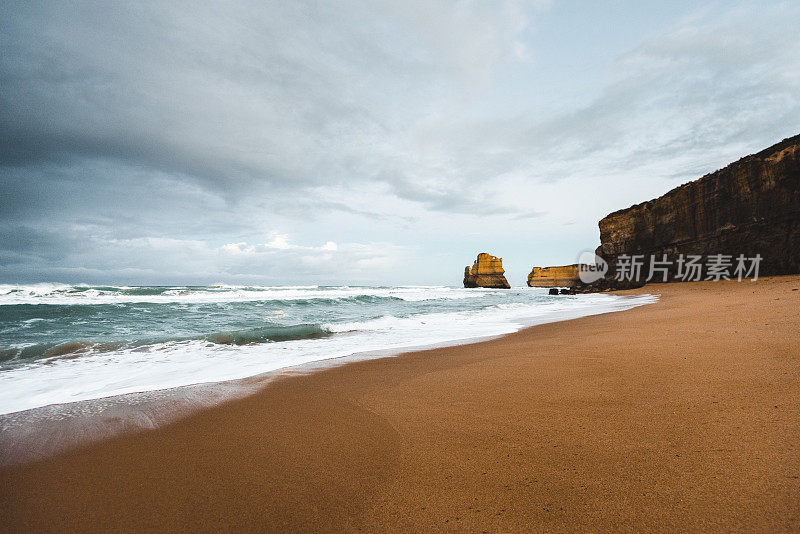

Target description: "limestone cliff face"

left=527, top=265, right=580, bottom=287
left=463, top=253, right=511, bottom=288
left=597, top=134, right=800, bottom=280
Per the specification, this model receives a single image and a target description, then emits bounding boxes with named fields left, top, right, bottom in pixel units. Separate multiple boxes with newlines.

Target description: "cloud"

left=1, top=1, right=798, bottom=283
left=1, top=1, right=550, bottom=215
left=221, top=233, right=335, bottom=254
left=383, top=2, right=800, bottom=223
left=0, top=230, right=411, bottom=285
left=0, top=1, right=539, bottom=186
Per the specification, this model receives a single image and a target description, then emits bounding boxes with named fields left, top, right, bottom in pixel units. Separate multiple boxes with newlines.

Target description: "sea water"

left=0, top=284, right=657, bottom=415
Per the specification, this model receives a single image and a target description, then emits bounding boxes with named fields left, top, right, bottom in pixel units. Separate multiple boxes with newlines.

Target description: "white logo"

left=577, top=251, right=608, bottom=284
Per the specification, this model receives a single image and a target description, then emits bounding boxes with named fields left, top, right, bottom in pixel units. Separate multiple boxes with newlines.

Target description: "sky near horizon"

left=2, top=1, right=799, bottom=286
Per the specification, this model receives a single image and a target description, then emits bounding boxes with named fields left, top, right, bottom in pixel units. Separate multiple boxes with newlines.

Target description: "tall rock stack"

left=463, top=253, right=511, bottom=289
left=596, top=134, right=800, bottom=282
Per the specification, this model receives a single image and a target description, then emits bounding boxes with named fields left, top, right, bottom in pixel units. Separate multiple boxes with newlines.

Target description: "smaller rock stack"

left=463, top=253, right=511, bottom=289
left=527, top=265, right=580, bottom=287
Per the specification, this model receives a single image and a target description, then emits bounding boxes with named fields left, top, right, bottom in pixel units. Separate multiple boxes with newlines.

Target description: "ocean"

left=0, top=284, right=656, bottom=415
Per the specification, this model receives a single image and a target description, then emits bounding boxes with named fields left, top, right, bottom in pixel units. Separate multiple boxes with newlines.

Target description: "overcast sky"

left=2, top=0, right=799, bottom=286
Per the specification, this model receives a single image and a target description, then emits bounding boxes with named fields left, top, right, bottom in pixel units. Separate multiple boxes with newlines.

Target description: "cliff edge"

left=596, top=134, right=800, bottom=281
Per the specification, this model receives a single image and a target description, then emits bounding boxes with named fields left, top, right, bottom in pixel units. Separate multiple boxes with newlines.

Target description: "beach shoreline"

left=0, top=291, right=655, bottom=466
left=0, top=286, right=654, bottom=416
left=2, top=276, right=799, bottom=532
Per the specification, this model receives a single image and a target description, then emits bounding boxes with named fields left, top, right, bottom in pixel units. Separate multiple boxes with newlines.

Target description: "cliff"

left=463, top=253, right=511, bottom=289
left=596, top=134, right=800, bottom=281
left=527, top=265, right=580, bottom=287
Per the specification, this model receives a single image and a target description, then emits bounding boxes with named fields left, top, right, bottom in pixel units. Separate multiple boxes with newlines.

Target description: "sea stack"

left=463, top=253, right=511, bottom=289
left=527, top=265, right=580, bottom=287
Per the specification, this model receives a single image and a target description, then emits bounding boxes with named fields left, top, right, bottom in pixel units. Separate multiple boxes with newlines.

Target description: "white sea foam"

left=0, top=292, right=657, bottom=415
left=0, top=284, right=493, bottom=305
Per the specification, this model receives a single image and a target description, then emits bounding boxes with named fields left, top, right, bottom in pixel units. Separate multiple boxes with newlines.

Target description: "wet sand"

left=2, top=276, right=799, bottom=532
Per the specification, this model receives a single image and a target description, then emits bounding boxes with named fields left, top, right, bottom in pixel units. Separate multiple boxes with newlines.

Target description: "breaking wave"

left=0, top=284, right=658, bottom=414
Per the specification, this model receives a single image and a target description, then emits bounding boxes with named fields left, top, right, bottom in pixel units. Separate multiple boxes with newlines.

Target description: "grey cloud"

left=1, top=0, right=539, bottom=206
left=0, top=225, right=87, bottom=265
left=410, top=4, right=800, bottom=195
left=1, top=1, right=798, bottom=283
left=538, top=4, right=800, bottom=174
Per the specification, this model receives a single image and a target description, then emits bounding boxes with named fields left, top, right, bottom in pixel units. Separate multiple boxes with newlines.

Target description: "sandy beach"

left=2, top=276, right=799, bottom=532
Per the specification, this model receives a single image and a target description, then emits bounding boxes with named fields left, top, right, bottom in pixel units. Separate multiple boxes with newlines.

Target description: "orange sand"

left=2, top=277, right=799, bottom=532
